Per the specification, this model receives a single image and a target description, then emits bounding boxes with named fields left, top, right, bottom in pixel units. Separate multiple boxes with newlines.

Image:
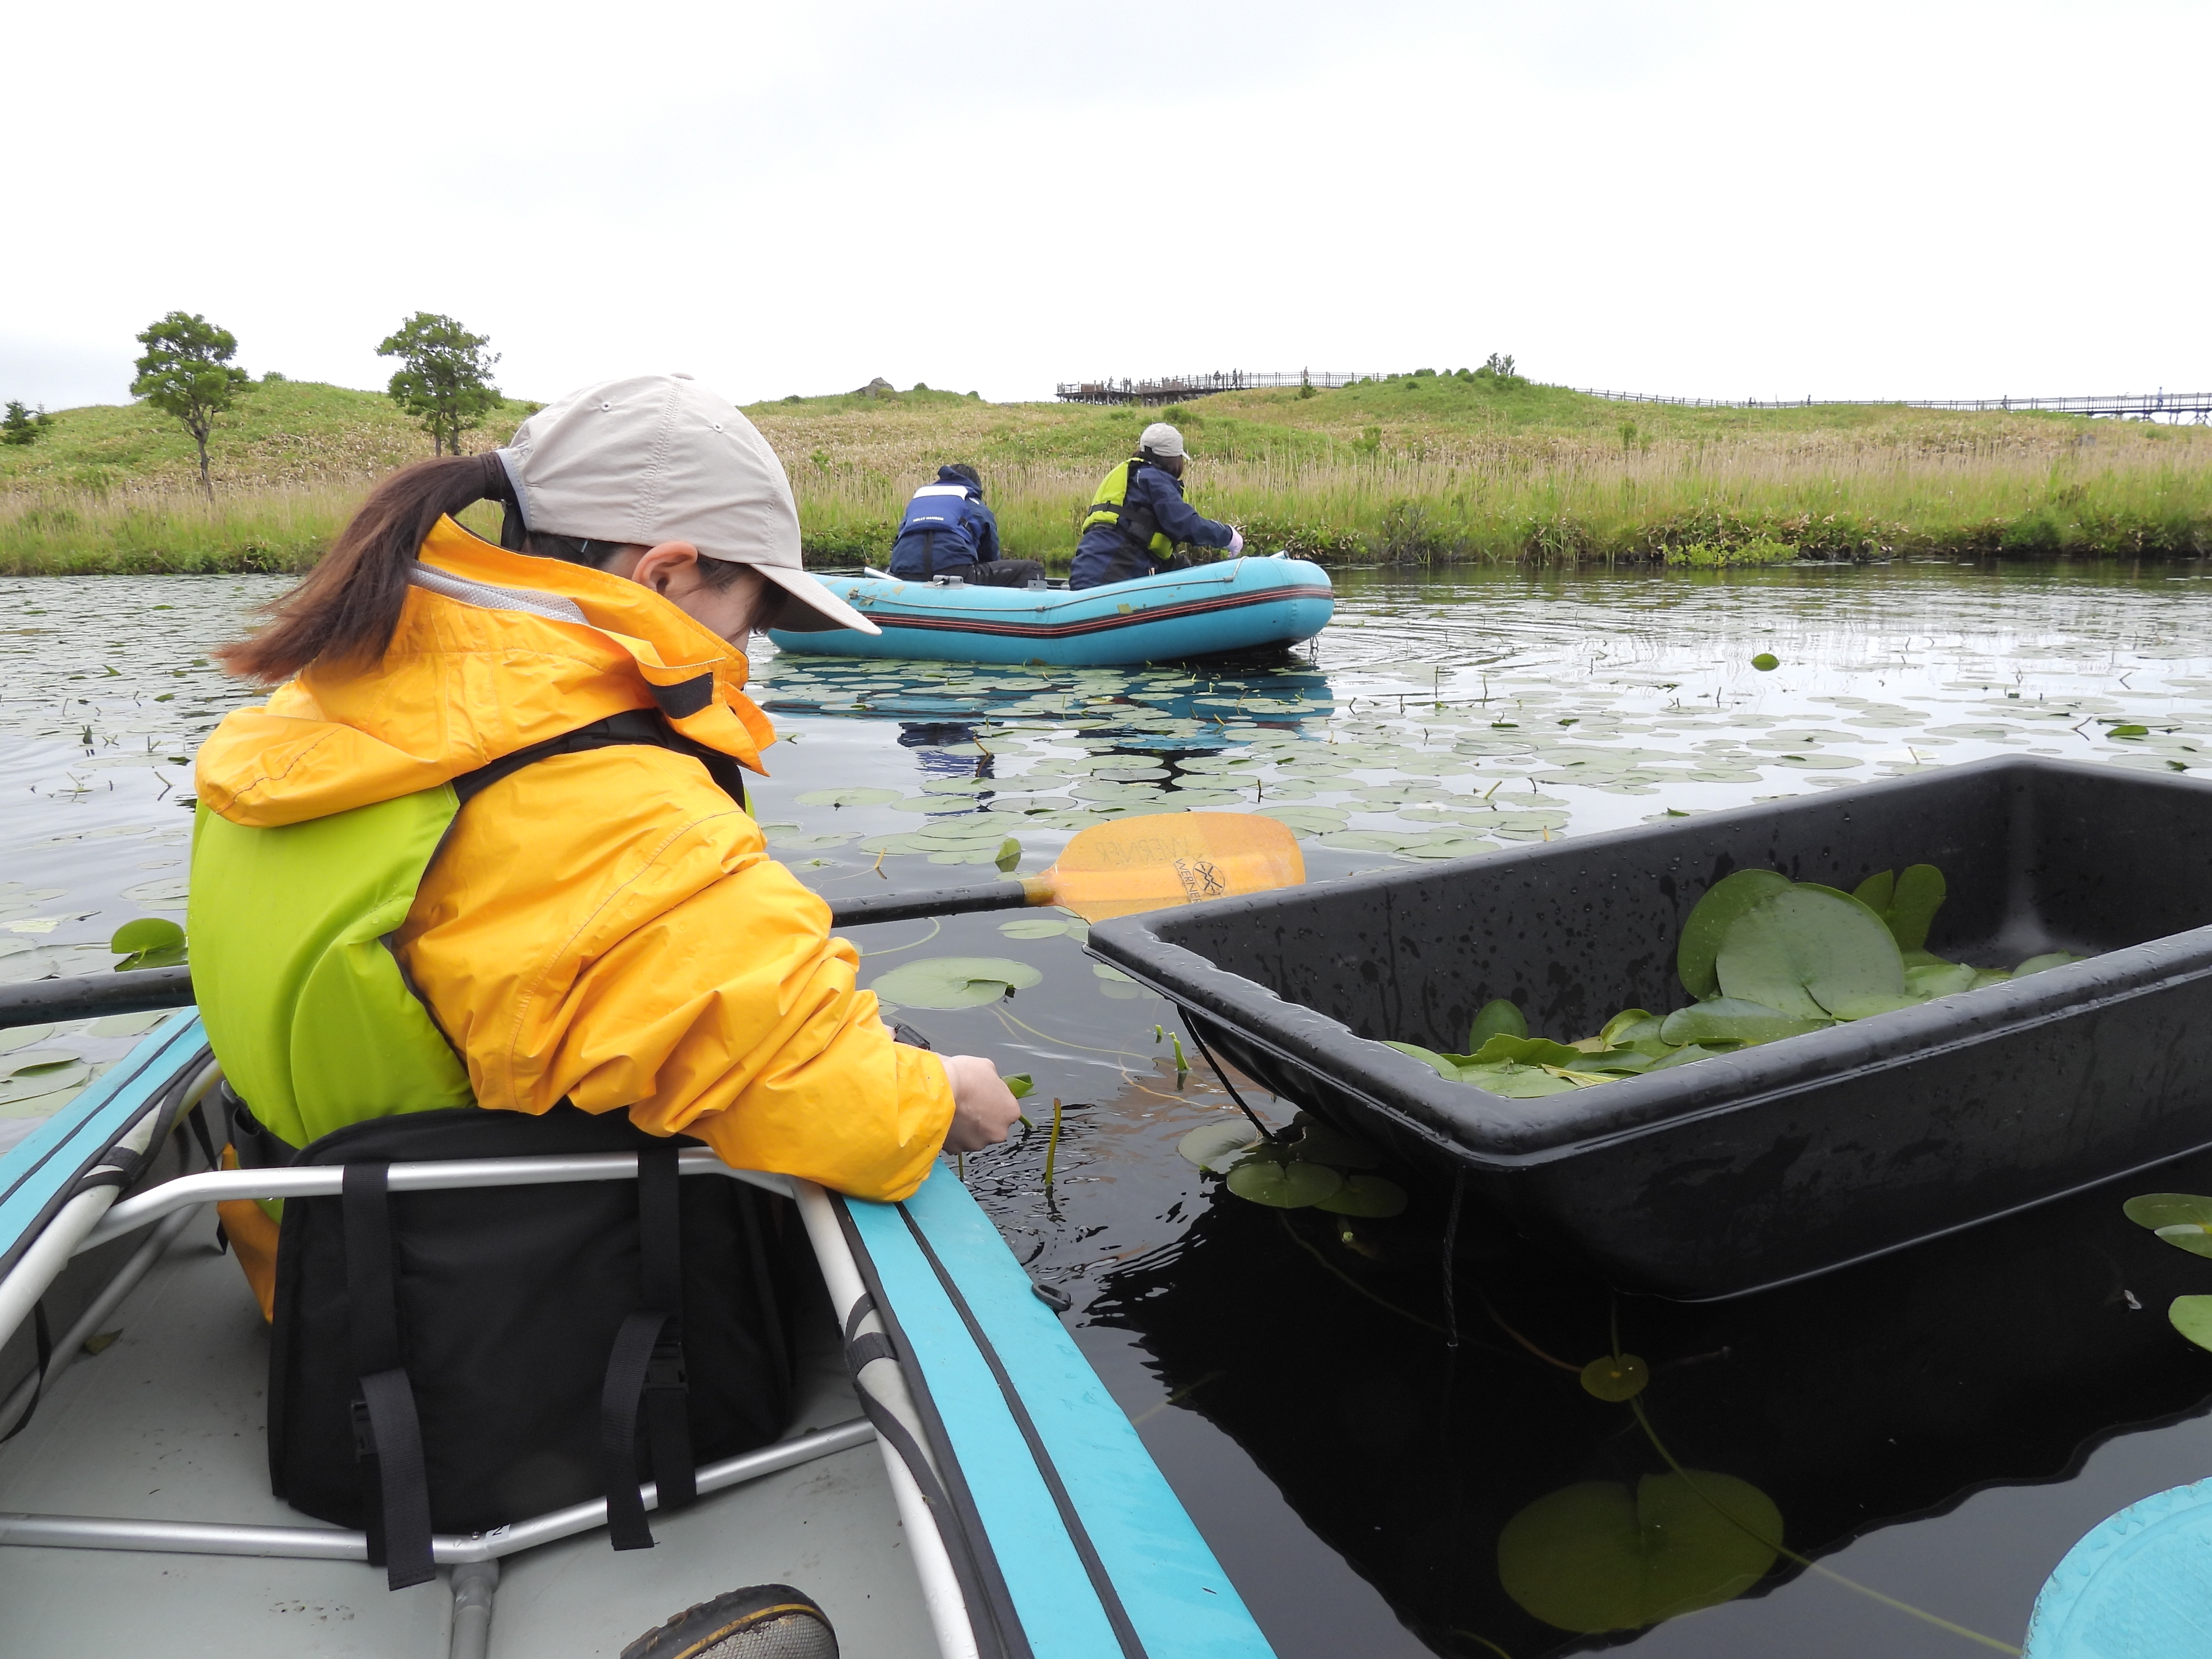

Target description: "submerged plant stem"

left=1274, top=1209, right=1447, bottom=1336
left=1629, top=1398, right=2022, bottom=1655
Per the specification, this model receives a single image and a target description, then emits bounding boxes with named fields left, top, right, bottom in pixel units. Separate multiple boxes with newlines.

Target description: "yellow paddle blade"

left=1038, top=812, right=1306, bottom=923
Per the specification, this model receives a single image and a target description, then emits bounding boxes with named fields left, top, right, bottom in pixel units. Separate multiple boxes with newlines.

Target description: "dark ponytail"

left=217, top=453, right=514, bottom=683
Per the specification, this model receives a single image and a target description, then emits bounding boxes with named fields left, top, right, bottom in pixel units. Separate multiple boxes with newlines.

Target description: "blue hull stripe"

left=845, top=1172, right=1274, bottom=1658
left=0, top=1010, right=206, bottom=1276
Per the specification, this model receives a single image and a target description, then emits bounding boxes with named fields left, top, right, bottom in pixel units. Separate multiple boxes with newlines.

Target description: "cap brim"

left=756, top=564, right=883, bottom=636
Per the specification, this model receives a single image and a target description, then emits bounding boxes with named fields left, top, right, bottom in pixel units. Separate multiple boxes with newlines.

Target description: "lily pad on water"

left=1497, top=1470, right=1783, bottom=1634
left=0, top=1059, right=91, bottom=1108
left=1178, top=1119, right=1268, bottom=1173
left=1287, top=1113, right=1383, bottom=1169
left=997, top=916, right=1084, bottom=940
left=1314, top=1174, right=1408, bottom=1217
left=2172, top=1297, right=2212, bottom=1354
left=793, top=787, right=904, bottom=807
left=868, top=956, right=1043, bottom=1010
left=1579, top=1353, right=1651, bottom=1401
left=1094, top=962, right=1145, bottom=999
left=110, top=917, right=185, bottom=972
left=1225, top=1158, right=1343, bottom=1208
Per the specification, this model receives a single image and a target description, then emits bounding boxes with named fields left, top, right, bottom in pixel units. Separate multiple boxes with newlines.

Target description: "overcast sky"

left=6, top=0, right=2204, bottom=412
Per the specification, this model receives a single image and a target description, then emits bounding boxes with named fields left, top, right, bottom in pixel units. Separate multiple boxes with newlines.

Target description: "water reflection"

left=10, top=562, right=2212, bottom=1654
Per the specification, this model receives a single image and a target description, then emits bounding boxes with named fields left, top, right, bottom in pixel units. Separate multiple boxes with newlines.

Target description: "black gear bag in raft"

left=262, top=1104, right=802, bottom=1589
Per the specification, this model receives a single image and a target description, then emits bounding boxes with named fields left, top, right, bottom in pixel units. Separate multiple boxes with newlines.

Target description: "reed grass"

left=3, top=377, right=2206, bottom=574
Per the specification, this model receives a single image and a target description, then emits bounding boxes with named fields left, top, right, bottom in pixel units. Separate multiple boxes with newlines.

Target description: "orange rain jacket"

left=194, top=517, right=954, bottom=1202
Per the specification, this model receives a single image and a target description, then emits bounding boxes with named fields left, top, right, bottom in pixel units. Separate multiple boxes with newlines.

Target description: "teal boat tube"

left=0, top=1007, right=1275, bottom=1659
left=769, top=555, right=1334, bottom=668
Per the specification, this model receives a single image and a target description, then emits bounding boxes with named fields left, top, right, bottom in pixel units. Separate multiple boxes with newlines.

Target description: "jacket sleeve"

left=973, top=500, right=1001, bottom=564
left=396, top=745, right=956, bottom=1201
left=1139, top=469, right=1235, bottom=551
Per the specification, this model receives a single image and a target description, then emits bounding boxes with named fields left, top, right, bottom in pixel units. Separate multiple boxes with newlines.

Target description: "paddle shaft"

left=827, top=878, right=1050, bottom=928
left=0, top=884, right=1058, bottom=1031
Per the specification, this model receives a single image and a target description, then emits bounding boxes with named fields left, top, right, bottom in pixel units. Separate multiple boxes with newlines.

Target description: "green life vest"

left=187, top=711, right=753, bottom=1154
left=189, top=786, right=475, bottom=1152
left=1080, top=458, right=1173, bottom=561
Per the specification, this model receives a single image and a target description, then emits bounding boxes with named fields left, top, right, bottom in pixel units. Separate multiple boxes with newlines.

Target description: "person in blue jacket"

left=1069, top=422, right=1243, bottom=591
left=886, top=464, right=1043, bottom=586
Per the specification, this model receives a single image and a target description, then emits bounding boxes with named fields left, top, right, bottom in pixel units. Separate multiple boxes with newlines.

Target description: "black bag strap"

left=600, top=1144, right=693, bottom=1551
left=453, top=709, right=747, bottom=813
left=342, top=1162, right=436, bottom=1590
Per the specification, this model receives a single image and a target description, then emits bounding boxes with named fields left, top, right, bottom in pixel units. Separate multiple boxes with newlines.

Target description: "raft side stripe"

left=0, top=1014, right=207, bottom=1283
left=858, top=586, right=1335, bottom=640
left=896, top=1202, right=1148, bottom=1659
left=831, top=1194, right=1031, bottom=1659
left=829, top=1194, right=1031, bottom=1659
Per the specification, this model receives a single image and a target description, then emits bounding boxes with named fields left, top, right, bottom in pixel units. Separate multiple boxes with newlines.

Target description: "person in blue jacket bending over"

left=887, top=464, right=1044, bottom=586
left=1069, top=422, right=1244, bottom=591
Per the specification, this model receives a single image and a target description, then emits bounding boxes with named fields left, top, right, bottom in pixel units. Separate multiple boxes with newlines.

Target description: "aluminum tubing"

left=447, top=1560, right=499, bottom=1659
left=0, top=1202, right=204, bottom=1439
left=434, top=1418, right=877, bottom=1562
left=0, top=1419, right=876, bottom=1564
left=0, top=1189, right=118, bottom=1363
left=792, top=1179, right=980, bottom=1659
left=0, top=1512, right=370, bottom=1560
left=81, top=1152, right=793, bottom=1254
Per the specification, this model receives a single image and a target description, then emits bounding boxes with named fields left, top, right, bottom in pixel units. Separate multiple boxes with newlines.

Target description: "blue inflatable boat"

left=769, top=556, right=1334, bottom=668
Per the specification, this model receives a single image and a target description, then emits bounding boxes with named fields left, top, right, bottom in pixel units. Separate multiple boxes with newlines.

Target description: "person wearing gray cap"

left=196, top=373, right=1023, bottom=1227
left=1069, top=421, right=1244, bottom=590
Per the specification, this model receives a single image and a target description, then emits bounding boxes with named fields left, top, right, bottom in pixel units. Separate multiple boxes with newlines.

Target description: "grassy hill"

left=3, top=372, right=2207, bottom=574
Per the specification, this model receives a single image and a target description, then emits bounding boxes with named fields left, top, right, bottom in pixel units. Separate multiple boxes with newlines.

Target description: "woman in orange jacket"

left=192, top=374, right=1020, bottom=1241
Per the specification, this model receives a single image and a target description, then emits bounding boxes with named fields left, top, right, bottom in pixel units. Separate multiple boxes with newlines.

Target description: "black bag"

left=266, top=1104, right=801, bottom=1588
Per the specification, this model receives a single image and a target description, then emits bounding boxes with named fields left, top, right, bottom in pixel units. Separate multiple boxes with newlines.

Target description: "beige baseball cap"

left=497, top=374, right=879, bottom=635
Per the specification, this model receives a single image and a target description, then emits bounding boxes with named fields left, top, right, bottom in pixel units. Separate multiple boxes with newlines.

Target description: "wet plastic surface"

left=1092, top=756, right=2212, bottom=1298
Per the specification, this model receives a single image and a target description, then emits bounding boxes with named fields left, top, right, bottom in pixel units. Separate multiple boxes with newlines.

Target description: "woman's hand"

left=939, top=1054, right=1023, bottom=1152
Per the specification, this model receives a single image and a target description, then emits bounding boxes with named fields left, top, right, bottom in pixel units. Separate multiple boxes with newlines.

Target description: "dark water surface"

left=7, top=560, right=2212, bottom=1655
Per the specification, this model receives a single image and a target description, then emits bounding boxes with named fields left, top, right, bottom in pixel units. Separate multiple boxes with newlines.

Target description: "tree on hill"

left=131, top=312, right=251, bottom=498
left=378, top=313, right=502, bottom=456
left=1, top=401, right=55, bottom=446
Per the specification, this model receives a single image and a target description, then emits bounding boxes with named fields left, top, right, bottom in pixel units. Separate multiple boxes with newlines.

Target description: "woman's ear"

left=629, top=541, right=703, bottom=593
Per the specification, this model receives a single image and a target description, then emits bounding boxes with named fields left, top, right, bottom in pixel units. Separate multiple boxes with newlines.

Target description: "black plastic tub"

left=1088, top=756, right=2212, bottom=1299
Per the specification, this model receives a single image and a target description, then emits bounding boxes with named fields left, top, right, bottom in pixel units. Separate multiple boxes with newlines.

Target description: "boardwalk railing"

left=1055, top=372, right=2212, bottom=422
left=1570, top=387, right=2212, bottom=421
left=1055, top=371, right=1389, bottom=405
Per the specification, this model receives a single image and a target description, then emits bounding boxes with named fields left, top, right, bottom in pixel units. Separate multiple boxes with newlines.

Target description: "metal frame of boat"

left=767, top=557, right=1335, bottom=667
left=0, top=1010, right=1274, bottom=1659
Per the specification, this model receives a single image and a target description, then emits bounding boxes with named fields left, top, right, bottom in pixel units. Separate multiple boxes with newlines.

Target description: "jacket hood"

left=197, top=517, right=778, bottom=829
left=934, top=465, right=982, bottom=498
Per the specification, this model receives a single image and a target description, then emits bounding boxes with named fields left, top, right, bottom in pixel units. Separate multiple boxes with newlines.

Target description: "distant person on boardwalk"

left=886, top=464, right=1043, bottom=585
left=1069, top=422, right=1242, bottom=591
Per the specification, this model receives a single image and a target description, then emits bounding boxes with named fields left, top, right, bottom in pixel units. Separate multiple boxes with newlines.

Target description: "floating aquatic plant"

left=1177, top=1110, right=1408, bottom=1216
left=110, top=916, right=185, bottom=972
left=1497, top=1470, right=1783, bottom=1634
left=1387, top=863, right=2087, bottom=1096
left=869, top=955, right=1042, bottom=1010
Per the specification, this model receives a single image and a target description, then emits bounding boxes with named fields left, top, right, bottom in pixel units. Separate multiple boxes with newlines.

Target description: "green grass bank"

left=4, top=373, right=2208, bottom=575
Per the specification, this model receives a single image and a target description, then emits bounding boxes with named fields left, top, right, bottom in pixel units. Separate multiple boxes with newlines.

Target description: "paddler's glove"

left=1227, top=528, right=1245, bottom=554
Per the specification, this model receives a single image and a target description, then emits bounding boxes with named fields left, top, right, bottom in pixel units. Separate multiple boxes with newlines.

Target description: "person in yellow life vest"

left=191, top=373, right=1022, bottom=1312
left=1068, top=421, right=1243, bottom=590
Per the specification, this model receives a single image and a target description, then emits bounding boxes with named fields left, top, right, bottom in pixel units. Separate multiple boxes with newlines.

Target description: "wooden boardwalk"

left=1572, top=387, right=2212, bottom=422
left=1054, top=371, right=2212, bottom=422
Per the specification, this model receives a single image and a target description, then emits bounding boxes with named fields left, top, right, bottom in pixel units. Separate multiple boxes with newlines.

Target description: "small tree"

left=1, top=401, right=55, bottom=447
left=131, top=312, right=250, bottom=497
left=378, top=313, right=502, bottom=456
